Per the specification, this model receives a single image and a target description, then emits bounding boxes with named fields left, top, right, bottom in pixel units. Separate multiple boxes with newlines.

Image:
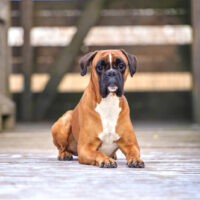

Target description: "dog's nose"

left=107, top=69, right=116, bottom=77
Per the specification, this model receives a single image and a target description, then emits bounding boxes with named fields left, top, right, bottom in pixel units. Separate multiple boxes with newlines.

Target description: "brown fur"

left=51, top=50, right=144, bottom=168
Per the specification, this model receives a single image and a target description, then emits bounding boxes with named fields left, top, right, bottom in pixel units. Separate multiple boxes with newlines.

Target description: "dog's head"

left=79, top=49, right=137, bottom=98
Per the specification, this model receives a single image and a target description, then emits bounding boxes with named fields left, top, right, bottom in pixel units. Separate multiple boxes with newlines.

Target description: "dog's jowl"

left=51, top=49, right=145, bottom=168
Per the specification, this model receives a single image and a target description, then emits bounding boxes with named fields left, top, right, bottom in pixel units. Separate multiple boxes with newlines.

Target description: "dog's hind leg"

left=51, top=110, right=74, bottom=161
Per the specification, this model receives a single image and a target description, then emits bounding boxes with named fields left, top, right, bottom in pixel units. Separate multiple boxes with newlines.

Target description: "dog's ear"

left=120, top=49, right=137, bottom=77
left=79, top=51, right=98, bottom=76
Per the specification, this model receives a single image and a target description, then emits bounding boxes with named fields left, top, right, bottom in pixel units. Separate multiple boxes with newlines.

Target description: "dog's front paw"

left=58, top=151, right=73, bottom=161
left=99, top=158, right=117, bottom=168
left=127, top=159, right=145, bottom=168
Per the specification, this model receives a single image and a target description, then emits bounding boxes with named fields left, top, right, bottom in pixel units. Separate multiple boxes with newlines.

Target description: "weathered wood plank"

left=0, top=94, right=15, bottom=130
left=85, top=45, right=191, bottom=72
left=13, top=92, right=192, bottom=121
left=0, top=0, right=9, bottom=96
left=105, top=0, right=190, bottom=9
left=11, top=0, right=189, bottom=11
left=0, top=115, right=2, bottom=132
left=34, top=0, right=106, bottom=120
left=20, top=0, right=33, bottom=121
left=11, top=9, right=189, bottom=26
left=9, top=72, right=192, bottom=93
left=192, top=0, right=200, bottom=123
left=0, top=123, right=200, bottom=199
left=32, top=11, right=189, bottom=26
left=39, top=13, right=189, bottom=26
left=11, top=45, right=191, bottom=73
left=10, top=0, right=190, bottom=26
left=0, top=26, right=7, bottom=96
left=0, top=0, right=15, bottom=130
left=46, top=92, right=192, bottom=121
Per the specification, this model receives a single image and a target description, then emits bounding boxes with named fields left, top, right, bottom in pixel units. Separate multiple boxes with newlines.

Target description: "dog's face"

left=80, top=50, right=137, bottom=98
left=94, top=51, right=126, bottom=98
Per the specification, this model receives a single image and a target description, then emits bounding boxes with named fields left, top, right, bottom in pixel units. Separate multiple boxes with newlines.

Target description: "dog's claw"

left=100, top=162, right=105, bottom=168
left=99, top=160, right=117, bottom=168
left=58, top=152, right=73, bottom=161
left=64, top=155, right=73, bottom=161
left=137, top=161, right=145, bottom=168
left=58, top=155, right=73, bottom=161
left=128, top=160, right=145, bottom=168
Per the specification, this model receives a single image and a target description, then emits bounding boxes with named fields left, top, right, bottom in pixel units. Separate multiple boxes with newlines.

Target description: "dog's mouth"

left=108, top=86, right=118, bottom=93
left=99, top=75, right=123, bottom=98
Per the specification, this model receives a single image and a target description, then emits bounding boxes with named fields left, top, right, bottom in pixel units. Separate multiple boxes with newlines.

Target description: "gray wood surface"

left=0, top=123, right=200, bottom=199
left=192, top=0, right=200, bottom=124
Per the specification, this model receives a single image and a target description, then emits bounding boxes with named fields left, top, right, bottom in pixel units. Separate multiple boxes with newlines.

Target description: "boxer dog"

left=52, top=49, right=144, bottom=168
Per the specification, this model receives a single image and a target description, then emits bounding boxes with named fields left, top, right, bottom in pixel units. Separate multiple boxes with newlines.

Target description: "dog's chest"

left=95, top=94, right=121, bottom=156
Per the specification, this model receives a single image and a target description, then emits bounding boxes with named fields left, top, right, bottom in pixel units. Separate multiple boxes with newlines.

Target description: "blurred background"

left=0, top=0, right=200, bottom=130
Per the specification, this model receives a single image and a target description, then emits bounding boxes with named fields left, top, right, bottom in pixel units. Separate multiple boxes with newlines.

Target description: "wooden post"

left=0, top=0, right=15, bottom=131
left=192, top=0, right=200, bottom=123
left=35, top=0, right=106, bottom=120
left=0, top=108, right=2, bottom=131
left=0, top=0, right=8, bottom=96
left=21, top=0, right=33, bottom=121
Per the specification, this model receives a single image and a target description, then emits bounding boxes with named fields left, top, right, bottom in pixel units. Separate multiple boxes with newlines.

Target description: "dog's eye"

left=97, top=65, right=103, bottom=71
left=118, top=63, right=125, bottom=70
left=96, top=65, right=104, bottom=74
left=96, top=59, right=106, bottom=74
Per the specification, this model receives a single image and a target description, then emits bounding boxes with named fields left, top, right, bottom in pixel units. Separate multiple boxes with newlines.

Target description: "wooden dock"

left=0, top=123, right=200, bottom=199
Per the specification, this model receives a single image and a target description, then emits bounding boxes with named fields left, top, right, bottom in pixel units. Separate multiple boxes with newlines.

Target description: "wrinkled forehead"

left=92, top=50, right=128, bottom=66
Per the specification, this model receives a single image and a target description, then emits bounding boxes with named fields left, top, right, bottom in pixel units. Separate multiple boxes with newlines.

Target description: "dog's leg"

left=117, top=127, right=145, bottom=168
left=78, top=140, right=117, bottom=168
left=52, top=111, right=73, bottom=161
left=118, top=140, right=144, bottom=168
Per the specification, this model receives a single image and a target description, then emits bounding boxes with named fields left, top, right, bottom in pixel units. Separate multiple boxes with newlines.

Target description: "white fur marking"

left=95, top=94, right=121, bottom=156
left=109, top=53, right=112, bottom=69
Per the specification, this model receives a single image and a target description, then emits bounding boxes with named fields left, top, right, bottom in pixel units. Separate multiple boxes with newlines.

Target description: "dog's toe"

left=100, top=162, right=105, bottom=168
left=127, top=159, right=145, bottom=168
left=58, top=152, right=73, bottom=161
left=99, top=158, right=117, bottom=168
left=63, top=155, right=73, bottom=161
left=128, top=161, right=137, bottom=168
left=137, top=160, right=145, bottom=168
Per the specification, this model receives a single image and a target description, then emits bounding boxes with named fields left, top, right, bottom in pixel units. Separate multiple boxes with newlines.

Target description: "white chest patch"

left=95, top=94, right=121, bottom=156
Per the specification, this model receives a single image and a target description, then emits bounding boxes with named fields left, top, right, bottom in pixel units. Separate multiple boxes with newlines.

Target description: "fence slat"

left=11, top=10, right=189, bottom=26
left=21, top=0, right=33, bottom=121
left=11, top=45, right=191, bottom=73
left=192, top=0, right=200, bottom=123
left=11, top=0, right=189, bottom=10
left=13, top=92, right=192, bottom=122
left=11, top=0, right=190, bottom=26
